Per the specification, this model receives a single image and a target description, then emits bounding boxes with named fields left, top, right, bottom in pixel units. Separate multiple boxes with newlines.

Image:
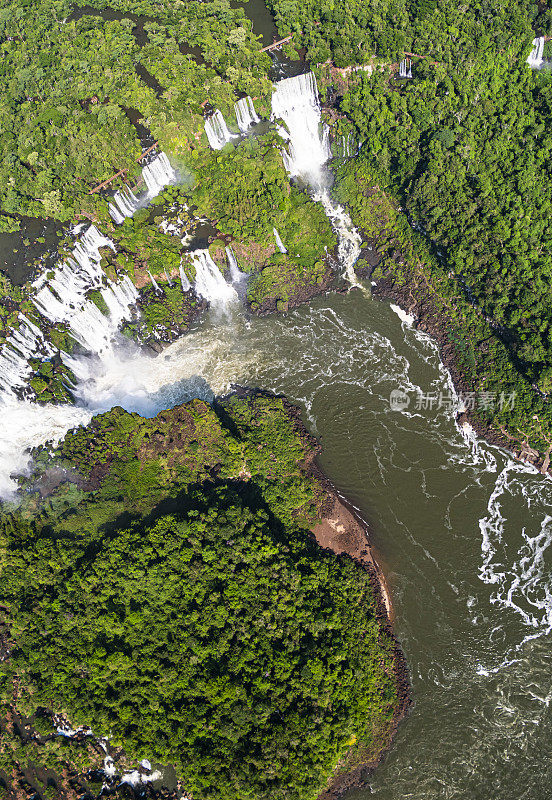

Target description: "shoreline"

left=271, top=392, right=411, bottom=798
left=370, top=274, right=552, bottom=477
left=310, top=479, right=410, bottom=799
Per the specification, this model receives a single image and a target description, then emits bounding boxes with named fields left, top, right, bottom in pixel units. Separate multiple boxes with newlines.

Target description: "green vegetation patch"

left=0, top=394, right=399, bottom=800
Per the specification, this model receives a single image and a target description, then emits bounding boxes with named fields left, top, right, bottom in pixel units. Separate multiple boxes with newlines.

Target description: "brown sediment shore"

left=310, top=481, right=410, bottom=799
left=267, top=392, right=411, bottom=798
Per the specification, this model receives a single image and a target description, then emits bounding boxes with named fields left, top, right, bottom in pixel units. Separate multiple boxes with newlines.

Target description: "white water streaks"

left=109, top=185, right=141, bottom=225
left=399, top=58, right=413, bottom=78
left=0, top=401, right=92, bottom=497
left=179, top=262, right=191, bottom=292
left=271, top=72, right=361, bottom=286
left=271, top=72, right=331, bottom=186
left=109, top=152, right=176, bottom=224
left=390, top=302, right=416, bottom=327
left=204, top=109, right=236, bottom=150
left=527, top=37, right=546, bottom=69
left=225, top=245, right=245, bottom=283
left=31, top=225, right=138, bottom=357
left=316, top=189, right=362, bottom=288
left=234, top=96, right=260, bottom=133
left=478, top=460, right=552, bottom=641
left=0, top=314, right=55, bottom=398
left=273, top=227, right=287, bottom=253
left=191, top=249, right=238, bottom=310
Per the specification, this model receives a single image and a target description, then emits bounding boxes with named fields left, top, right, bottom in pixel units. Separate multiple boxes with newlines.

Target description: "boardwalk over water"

left=88, top=141, right=159, bottom=194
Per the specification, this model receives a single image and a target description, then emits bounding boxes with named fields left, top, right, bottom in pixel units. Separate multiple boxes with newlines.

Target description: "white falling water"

left=204, top=110, right=235, bottom=150
left=108, top=185, right=141, bottom=225
left=142, top=152, right=176, bottom=196
left=234, top=96, right=260, bottom=133
left=225, top=245, right=245, bottom=283
left=147, top=271, right=161, bottom=293
left=273, top=228, right=287, bottom=254
left=108, top=152, right=176, bottom=224
left=271, top=72, right=331, bottom=186
left=271, top=72, right=361, bottom=287
left=527, top=37, right=545, bottom=69
left=0, top=314, right=55, bottom=398
left=191, top=250, right=238, bottom=310
left=399, top=58, right=412, bottom=78
left=0, top=220, right=142, bottom=497
left=32, top=226, right=113, bottom=323
left=179, top=263, right=191, bottom=292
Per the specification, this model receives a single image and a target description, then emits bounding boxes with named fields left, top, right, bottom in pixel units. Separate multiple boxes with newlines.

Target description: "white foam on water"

left=478, top=460, right=552, bottom=643
left=390, top=302, right=416, bottom=326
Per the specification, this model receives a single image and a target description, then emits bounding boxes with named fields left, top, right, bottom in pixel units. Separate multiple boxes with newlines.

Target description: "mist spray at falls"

left=271, top=72, right=362, bottom=287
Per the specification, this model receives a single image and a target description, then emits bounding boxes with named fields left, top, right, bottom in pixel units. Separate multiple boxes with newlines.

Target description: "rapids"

left=7, top=290, right=549, bottom=800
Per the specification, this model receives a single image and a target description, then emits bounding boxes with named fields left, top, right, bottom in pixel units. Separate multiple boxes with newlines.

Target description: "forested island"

left=0, top=392, right=407, bottom=799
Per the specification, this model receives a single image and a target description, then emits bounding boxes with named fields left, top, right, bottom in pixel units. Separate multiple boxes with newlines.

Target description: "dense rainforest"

left=0, top=394, right=400, bottom=800
left=262, top=0, right=552, bottom=459
left=0, top=0, right=271, bottom=226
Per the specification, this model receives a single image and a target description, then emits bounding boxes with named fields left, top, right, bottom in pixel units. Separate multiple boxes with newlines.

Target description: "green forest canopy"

left=0, top=395, right=399, bottom=800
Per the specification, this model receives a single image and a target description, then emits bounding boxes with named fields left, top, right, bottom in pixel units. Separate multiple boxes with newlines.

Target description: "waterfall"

left=315, top=191, right=362, bottom=289
left=192, top=250, right=238, bottom=309
left=142, top=152, right=176, bottom=196
left=225, top=245, right=245, bottom=283
left=109, top=185, right=141, bottom=224
left=204, top=110, right=235, bottom=150
left=271, top=72, right=361, bottom=287
left=0, top=314, right=55, bottom=398
left=271, top=72, right=331, bottom=186
left=179, top=263, right=191, bottom=292
left=234, top=96, right=260, bottom=133
left=108, top=152, right=176, bottom=224
left=527, top=37, right=545, bottom=69
left=399, top=58, right=412, bottom=78
left=31, top=227, right=138, bottom=358
left=147, top=271, right=161, bottom=293
left=273, top=228, right=287, bottom=254
left=32, top=225, right=113, bottom=324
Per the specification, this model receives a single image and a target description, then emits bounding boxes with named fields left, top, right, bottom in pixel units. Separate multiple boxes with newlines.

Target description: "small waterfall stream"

left=273, top=227, right=287, bottom=253
left=234, top=96, right=260, bottom=132
left=109, top=152, right=176, bottom=224
left=225, top=245, right=245, bottom=283
left=527, top=37, right=545, bottom=69
left=271, top=72, right=362, bottom=287
left=204, top=110, right=235, bottom=150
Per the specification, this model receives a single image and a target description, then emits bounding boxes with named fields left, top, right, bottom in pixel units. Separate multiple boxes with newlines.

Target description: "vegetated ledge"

left=0, top=388, right=409, bottom=800
left=330, top=161, right=552, bottom=477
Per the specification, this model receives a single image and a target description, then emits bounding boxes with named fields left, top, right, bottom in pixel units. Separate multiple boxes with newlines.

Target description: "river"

left=58, top=287, right=552, bottom=799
